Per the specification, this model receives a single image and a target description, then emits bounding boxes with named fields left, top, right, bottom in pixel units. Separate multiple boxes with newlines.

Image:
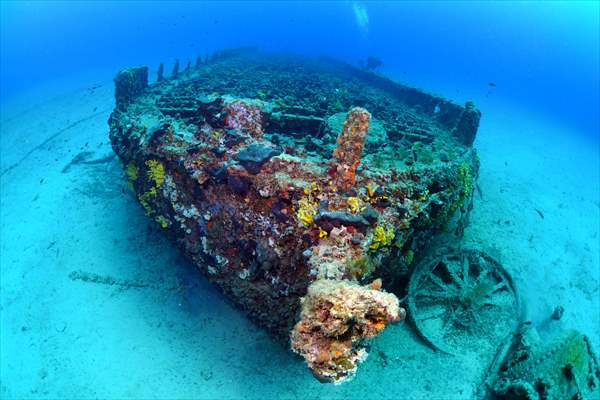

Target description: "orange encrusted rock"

left=290, top=279, right=404, bottom=383
left=330, top=107, right=371, bottom=191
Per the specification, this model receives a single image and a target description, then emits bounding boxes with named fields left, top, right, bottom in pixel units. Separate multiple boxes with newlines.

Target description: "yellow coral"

left=145, top=159, right=165, bottom=187
left=138, top=188, right=157, bottom=215
left=297, top=198, right=317, bottom=226
left=444, top=162, right=474, bottom=218
left=458, top=162, right=473, bottom=198
left=369, top=225, right=395, bottom=251
left=347, top=197, right=362, bottom=214
left=297, top=184, right=321, bottom=227
left=304, top=182, right=321, bottom=195
left=126, top=161, right=138, bottom=181
left=405, top=249, right=414, bottom=265
left=366, top=183, right=376, bottom=198
left=417, top=189, right=429, bottom=202
left=156, top=215, right=169, bottom=229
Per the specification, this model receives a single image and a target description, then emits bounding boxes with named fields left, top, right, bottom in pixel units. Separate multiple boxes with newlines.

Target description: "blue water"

left=1, top=1, right=599, bottom=399
left=2, top=1, right=598, bottom=136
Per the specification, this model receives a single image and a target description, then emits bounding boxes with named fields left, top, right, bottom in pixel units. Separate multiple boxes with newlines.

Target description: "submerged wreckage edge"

left=108, top=48, right=483, bottom=383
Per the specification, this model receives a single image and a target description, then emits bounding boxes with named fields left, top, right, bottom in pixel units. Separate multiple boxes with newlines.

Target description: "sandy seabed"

left=1, top=76, right=598, bottom=399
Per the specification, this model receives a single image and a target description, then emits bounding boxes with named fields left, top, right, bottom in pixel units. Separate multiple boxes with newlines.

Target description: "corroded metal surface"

left=484, top=325, right=600, bottom=399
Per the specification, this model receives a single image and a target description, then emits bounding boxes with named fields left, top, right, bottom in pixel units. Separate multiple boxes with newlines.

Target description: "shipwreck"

left=108, top=48, right=599, bottom=394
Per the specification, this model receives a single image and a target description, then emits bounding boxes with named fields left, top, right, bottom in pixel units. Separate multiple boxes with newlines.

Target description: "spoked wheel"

left=408, top=248, right=521, bottom=355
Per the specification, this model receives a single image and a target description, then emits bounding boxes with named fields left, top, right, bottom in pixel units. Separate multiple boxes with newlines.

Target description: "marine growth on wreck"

left=109, top=48, right=483, bottom=383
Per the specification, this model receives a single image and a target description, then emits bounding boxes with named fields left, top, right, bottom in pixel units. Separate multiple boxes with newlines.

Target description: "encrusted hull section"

left=484, top=326, right=600, bottom=399
left=108, top=49, right=480, bottom=382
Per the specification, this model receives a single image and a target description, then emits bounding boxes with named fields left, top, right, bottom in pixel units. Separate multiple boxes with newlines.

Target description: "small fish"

left=93, top=107, right=97, bottom=112
left=488, top=82, right=496, bottom=87
left=534, top=208, right=544, bottom=219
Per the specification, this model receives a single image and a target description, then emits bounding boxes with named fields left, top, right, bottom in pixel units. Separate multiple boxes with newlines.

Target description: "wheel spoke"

left=447, top=263, right=465, bottom=288
left=415, top=307, right=447, bottom=321
left=414, top=290, right=454, bottom=301
left=484, top=292, right=515, bottom=309
left=426, top=271, right=449, bottom=291
left=439, top=314, right=456, bottom=339
left=462, top=256, right=470, bottom=286
left=489, top=281, right=508, bottom=294
left=474, top=268, right=490, bottom=287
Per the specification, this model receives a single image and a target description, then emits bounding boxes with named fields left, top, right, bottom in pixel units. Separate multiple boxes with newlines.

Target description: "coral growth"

left=330, top=107, right=371, bottom=191
left=296, top=197, right=318, bottom=227
left=346, top=197, right=362, bottom=214
left=458, top=162, right=473, bottom=199
left=307, top=226, right=365, bottom=279
left=346, top=255, right=376, bottom=280
left=125, top=161, right=138, bottom=190
left=126, top=161, right=138, bottom=182
left=113, top=66, right=148, bottom=111
left=444, top=161, right=476, bottom=219
left=369, top=224, right=395, bottom=251
left=223, top=99, right=266, bottom=137
left=145, top=159, right=165, bottom=187
left=138, top=189, right=157, bottom=215
left=290, top=279, right=404, bottom=383
left=155, top=215, right=170, bottom=229
left=135, top=159, right=167, bottom=216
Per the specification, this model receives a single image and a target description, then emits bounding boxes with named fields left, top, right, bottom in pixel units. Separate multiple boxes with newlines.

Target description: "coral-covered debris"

left=330, top=107, right=370, bottom=191
left=224, top=98, right=268, bottom=137
left=290, top=279, right=404, bottom=383
left=235, top=142, right=281, bottom=174
left=452, top=101, right=481, bottom=146
left=113, top=66, right=148, bottom=111
left=485, top=325, right=600, bottom=399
